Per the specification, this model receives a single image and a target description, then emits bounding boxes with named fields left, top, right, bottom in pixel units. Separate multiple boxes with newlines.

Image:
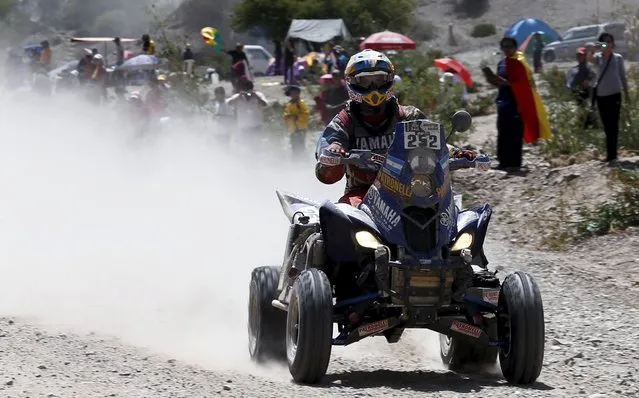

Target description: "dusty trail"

left=0, top=93, right=637, bottom=397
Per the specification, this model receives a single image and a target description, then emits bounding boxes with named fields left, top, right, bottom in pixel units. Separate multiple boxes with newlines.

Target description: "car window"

left=604, top=24, right=625, bottom=38
left=573, top=26, right=599, bottom=39
left=562, top=29, right=575, bottom=40
left=246, top=49, right=270, bottom=61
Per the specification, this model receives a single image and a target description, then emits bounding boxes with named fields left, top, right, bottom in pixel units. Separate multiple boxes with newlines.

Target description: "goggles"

left=351, top=72, right=393, bottom=90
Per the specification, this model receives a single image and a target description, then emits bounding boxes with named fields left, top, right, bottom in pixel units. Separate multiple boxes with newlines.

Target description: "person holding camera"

left=589, top=33, right=630, bottom=164
left=227, top=80, right=268, bottom=140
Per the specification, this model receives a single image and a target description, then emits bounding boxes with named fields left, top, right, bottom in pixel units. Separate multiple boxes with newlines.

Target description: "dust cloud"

left=0, top=88, right=442, bottom=376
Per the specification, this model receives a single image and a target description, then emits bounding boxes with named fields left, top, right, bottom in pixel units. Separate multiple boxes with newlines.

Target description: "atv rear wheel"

left=248, top=266, right=286, bottom=363
left=439, top=321, right=498, bottom=370
left=498, top=271, right=545, bottom=384
left=286, top=268, right=333, bottom=384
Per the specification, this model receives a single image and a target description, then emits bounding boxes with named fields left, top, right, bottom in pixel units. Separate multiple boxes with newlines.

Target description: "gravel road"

left=2, top=239, right=637, bottom=398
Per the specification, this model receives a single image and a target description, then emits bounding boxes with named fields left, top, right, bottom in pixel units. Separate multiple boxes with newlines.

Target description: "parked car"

left=543, top=22, right=627, bottom=62
left=243, top=45, right=274, bottom=76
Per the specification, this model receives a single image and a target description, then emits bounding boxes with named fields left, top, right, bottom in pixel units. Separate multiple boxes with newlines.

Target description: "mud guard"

left=456, top=203, right=492, bottom=266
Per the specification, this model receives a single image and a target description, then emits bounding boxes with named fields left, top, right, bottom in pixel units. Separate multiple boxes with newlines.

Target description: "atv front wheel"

left=439, top=321, right=498, bottom=370
left=248, top=266, right=286, bottom=363
left=286, top=268, right=333, bottom=384
left=498, top=271, right=545, bottom=384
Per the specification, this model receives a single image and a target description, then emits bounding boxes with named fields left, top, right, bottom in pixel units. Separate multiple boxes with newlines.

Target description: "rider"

left=315, top=49, right=476, bottom=206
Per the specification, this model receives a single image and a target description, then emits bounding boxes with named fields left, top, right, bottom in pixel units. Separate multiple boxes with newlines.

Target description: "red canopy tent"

left=359, top=31, right=416, bottom=51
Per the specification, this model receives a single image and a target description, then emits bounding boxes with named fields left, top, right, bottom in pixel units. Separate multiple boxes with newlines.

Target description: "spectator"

left=324, top=70, right=349, bottom=120
left=283, top=39, right=296, bottom=84
left=76, top=48, right=94, bottom=84
left=227, top=80, right=268, bottom=139
left=440, top=68, right=469, bottom=106
left=403, top=67, right=413, bottom=80
left=212, top=86, right=235, bottom=146
left=532, top=32, right=544, bottom=73
left=141, top=34, right=155, bottom=55
left=567, top=47, right=597, bottom=128
left=483, top=37, right=525, bottom=171
left=183, top=43, right=195, bottom=75
left=39, top=40, right=52, bottom=71
left=90, top=54, right=108, bottom=104
left=113, top=37, right=124, bottom=66
left=333, top=45, right=349, bottom=73
left=589, top=32, right=630, bottom=164
left=227, top=43, right=250, bottom=91
left=113, top=37, right=126, bottom=98
left=483, top=36, right=551, bottom=171
left=283, top=85, right=310, bottom=155
left=567, top=47, right=594, bottom=103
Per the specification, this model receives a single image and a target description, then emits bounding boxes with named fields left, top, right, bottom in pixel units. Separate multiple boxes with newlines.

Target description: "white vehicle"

left=243, top=45, right=274, bottom=76
left=543, top=22, right=627, bottom=63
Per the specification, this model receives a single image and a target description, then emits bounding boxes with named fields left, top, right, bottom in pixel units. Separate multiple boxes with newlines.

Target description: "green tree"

left=231, top=0, right=417, bottom=41
left=231, top=0, right=302, bottom=41
left=0, top=0, right=14, bottom=20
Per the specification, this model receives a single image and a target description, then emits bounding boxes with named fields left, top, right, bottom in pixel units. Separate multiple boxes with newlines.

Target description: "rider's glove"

left=453, top=149, right=477, bottom=161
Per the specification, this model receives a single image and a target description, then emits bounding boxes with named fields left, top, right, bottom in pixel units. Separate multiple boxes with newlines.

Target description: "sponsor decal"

left=378, top=171, right=411, bottom=198
left=440, top=199, right=455, bottom=227
left=450, top=320, right=482, bottom=338
left=358, top=318, right=390, bottom=337
left=439, top=153, right=450, bottom=171
left=483, top=290, right=499, bottom=305
left=318, top=153, right=341, bottom=166
left=371, top=153, right=386, bottom=166
left=476, top=159, right=490, bottom=170
left=368, top=187, right=401, bottom=231
left=385, top=154, right=405, bottom=175
left=435, top=173, right=452, bottom=199
left=355, top=134, right=394, bottom=150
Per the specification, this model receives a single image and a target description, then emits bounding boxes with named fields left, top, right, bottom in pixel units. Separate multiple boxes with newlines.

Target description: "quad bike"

left=247, top=111, right=545, bottom=385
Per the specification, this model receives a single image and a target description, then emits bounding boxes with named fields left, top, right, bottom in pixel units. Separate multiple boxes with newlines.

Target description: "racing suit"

left=315, top=98, right=472, bottom=206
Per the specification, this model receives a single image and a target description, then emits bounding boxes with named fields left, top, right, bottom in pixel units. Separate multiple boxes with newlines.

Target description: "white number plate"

left=404, top=128, right=441, bottom=150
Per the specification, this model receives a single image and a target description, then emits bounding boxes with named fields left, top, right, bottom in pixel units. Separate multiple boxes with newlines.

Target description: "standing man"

left=227, top=80, right=268, bottom=141
left=532, top=32, right=545, bottom=74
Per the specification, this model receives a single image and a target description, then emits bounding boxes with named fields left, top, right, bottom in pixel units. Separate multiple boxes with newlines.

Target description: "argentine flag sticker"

left=385, top=154, right=404, bottom=175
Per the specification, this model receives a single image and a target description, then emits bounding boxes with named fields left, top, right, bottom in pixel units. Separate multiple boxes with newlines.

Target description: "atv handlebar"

left=318, top=149, right=491, bottom=172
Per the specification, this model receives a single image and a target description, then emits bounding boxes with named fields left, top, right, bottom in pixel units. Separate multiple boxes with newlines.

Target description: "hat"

left=284, top=85, right=301, bottom=96
left=83, top=48, right=93, bottom=56
left=577, top=47, right=587, bottom=54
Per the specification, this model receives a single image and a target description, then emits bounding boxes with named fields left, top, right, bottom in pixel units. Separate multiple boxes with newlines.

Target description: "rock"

left=222, top=384, right=231, bottom=391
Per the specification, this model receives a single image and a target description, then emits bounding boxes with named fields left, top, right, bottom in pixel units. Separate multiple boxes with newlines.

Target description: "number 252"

left=407, top=133, right=437, bottom=148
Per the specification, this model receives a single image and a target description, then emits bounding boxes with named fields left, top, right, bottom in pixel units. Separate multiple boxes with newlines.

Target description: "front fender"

left=455, top=203, right=492, bottom=266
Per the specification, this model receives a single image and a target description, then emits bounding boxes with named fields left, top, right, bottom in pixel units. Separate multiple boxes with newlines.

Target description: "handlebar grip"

left=318, top=153, right=343, bottom=166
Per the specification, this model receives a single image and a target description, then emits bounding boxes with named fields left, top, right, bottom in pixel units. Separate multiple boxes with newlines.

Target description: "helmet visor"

left=351, top=71, right=393, bottom=90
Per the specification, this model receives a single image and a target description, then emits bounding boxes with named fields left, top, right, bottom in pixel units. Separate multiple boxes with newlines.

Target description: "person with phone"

left=589, top=33, right=629, bottom=165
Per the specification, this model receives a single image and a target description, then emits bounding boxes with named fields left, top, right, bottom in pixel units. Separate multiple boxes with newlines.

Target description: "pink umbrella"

left=359, top=31, right=416, bottom=51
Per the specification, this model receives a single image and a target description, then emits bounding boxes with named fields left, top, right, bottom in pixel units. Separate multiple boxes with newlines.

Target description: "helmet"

left=344, top=49, right=395, bottom=107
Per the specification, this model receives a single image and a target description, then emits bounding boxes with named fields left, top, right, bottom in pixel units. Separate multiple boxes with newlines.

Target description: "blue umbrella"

left=117, top=54, right=162, bottom=71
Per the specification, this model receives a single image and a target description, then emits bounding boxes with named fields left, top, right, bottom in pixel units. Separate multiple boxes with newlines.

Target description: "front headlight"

left=355, top=230, right=382, bottom=249
left=450, top=232, right=473, bottom=252
left=411, top=174, right=434, bottom=197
